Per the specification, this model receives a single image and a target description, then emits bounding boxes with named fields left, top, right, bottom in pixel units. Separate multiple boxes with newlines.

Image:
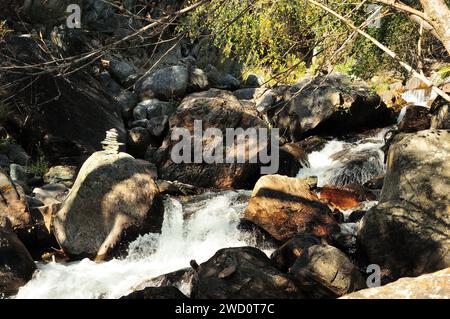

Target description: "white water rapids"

left=16, top=191, right=262, bottom=299
left=15, top=128, right=392, bottom=299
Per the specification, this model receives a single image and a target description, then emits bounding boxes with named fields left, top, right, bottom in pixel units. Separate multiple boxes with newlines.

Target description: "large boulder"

left=135, top=66, right=189, bottom=101
left=274, top=74, right=396, bottom=141
left=0, top=217, right=36, bottom=297
left=341, top=267, right=450, bottom=299
left=53, top=151, right=164, bottom=260
left=242, top=175, right=339, bottom=241
left=289, top=244, right=365, bottom=298
left=191, top=247, right=303, bottom=299
left=358, top=130, right=450, bottom=281
left=1, top=37, right=126, bottom=166
left=155, top=89, right=298, bottom=189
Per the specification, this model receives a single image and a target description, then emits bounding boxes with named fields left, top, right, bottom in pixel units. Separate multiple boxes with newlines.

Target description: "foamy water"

left=16, top=191, right=264, bottom=299
left=15, top=129, right=393, bottom=299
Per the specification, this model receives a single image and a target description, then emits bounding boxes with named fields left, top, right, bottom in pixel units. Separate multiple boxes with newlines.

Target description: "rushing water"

left=15, top=127, right=393, bottom=299
left=16, top=191, right=265, bottom=299
left=297, top=129, right=388, bottom=187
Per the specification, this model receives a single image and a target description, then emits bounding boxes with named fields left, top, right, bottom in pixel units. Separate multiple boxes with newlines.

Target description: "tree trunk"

left=419, top=0, right=450, bottom=56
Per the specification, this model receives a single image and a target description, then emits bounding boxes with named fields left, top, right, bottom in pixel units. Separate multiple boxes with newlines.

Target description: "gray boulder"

left=358, top=130, right=450, bottom=281
left=289, top=244, right=365, bottom=298
left=276, top=74, right=396, bottom=140
left=135, top=66, right=189, bottom=101
left=53, top=151, right=164, bottom=260
left=191, top=247, right=304, bottom=299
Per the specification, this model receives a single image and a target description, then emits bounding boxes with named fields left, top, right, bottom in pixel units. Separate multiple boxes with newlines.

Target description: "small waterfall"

left=297, top=129, right=388, bottom=187
left=15, top=191, right=267, bottom=299
left=401, top=88, right=437, bottom=107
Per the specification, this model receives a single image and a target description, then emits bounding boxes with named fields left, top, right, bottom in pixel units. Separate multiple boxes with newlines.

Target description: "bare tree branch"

left=306, top=0, right=450, bottom=103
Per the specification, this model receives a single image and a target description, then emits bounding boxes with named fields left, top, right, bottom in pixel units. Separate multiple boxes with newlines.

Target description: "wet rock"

left=289, top=244, right=365, bottom=298
left=242, top=175, right=339, bottom=241
left=134, top=268, right=196, bottom=298
left=341, top=267, right=450, bottom=299
left=157, top=180, right=203, bottom=196
left=296, top=136, right=328, bottom=153
left=135, top=65, right=189, bottom=101
left=398, top=105, right=431, bottom=133
left=319, top=184, right=376, bottom=210
left=271, top=234, right=321, bottom=272
left=329, top=148, right=384, bottom=186
left=358, top=130, right=450, bottom=281
left=0, top=217, right=36, bottom=297
left=121, top=286, right=188, bottom=299
left=53, top=151, right=164, bottom=260
left=347, top=210, right=366, bottom=223
left=191, top=247, right=304, bottom=299
left=156, top=89, right=293, bottom=189
left=43, top=166, right=77, bottom=188
left=275, top=74, right=396, bottom=140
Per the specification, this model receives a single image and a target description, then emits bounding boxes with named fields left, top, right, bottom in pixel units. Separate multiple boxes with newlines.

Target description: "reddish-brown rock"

left=319, top=184, right=376, bottom=210
left=242, top=175, right=339, bottom=241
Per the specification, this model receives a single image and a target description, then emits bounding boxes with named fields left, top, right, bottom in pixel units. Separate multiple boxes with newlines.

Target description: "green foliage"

left=438, top=65, right=450, bottom=79
left=26, top=153, right=50, bottom=176
left=179, top=0, right=448, bottom=83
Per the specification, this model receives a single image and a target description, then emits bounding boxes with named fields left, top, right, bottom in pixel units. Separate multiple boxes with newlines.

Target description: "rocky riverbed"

left=1, top=0, right=449, bottom=300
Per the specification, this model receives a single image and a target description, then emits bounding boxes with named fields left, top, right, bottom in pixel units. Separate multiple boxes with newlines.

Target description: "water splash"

left=16, top=191, right=265, bottom=299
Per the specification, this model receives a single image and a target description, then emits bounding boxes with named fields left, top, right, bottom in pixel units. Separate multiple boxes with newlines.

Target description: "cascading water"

left=14, top=129, right=392, bottom=299
left=297, top=129, right=388, bottom=187
left=15, top=191, right=270, bottom=299
left=397, top=86, right=437, bottom=123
